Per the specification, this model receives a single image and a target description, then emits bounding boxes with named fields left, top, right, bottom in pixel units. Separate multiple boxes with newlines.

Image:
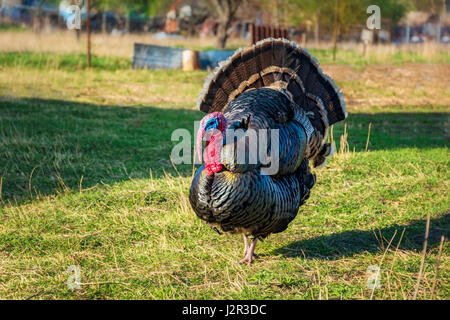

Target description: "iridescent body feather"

left=189, top=39, right=347, bottom=264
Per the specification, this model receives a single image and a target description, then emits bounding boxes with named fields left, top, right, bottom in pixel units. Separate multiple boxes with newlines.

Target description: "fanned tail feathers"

left=197, top=38, right=347, bottom=167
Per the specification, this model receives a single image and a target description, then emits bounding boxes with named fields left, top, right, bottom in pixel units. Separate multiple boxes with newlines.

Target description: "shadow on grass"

left=0, top=97, right=201, bottom=203
left=332, top=110, right=449, bottom=151
left=0, top=96, right=448, bottom=203
left=274, top=214, right=449, bottom=260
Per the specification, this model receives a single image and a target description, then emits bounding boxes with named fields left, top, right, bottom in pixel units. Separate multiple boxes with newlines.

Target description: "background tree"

left=205, top=0, right=242, bottom=49
left=282, top=0, right=330, bottom=44
left=409, top=0, right=447, bottom=14
left=282, top=0, right=408, bottom=58
left=95, top=0, right=165, bottom=32
left=96, top=0, right=117, bottom=33
left=31, top=0, right=61, bottom=33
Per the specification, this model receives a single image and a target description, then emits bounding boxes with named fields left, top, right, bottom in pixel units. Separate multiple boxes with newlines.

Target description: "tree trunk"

left=44, top=13, right=51, bottom=33
left=125, top=12, right=130, bottom=33
left=405, top=20, right=410, bottom=44
left=216, top=21, right=229, bottom=49
left=33, top=2, right=40, bottom=34
left=332, top=23, right=340, bottom=62
left=57, top=11, right=62, bottom=29
left=314, top=10, right=320, bottom=45
left=102, top=13, right=107, bottom=34
left=211, top=0, right=238, bottom=49
left=332, top=0, right=339, bottom=61
left=301, top=32, right=307, bottom=47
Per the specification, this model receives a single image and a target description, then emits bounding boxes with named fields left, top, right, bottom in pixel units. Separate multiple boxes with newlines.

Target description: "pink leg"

left=242, top=234, right=249, bottom=258
left=239, top=238, right=258, bottom=265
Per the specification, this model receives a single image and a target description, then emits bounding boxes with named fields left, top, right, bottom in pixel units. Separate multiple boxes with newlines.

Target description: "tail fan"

left=197, top=38, right=347, bottom=167
left=197, top=38, right=347, bottom=126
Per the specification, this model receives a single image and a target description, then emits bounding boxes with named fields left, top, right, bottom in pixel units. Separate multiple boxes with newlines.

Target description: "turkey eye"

left=204, top=119, right=218, bottom=131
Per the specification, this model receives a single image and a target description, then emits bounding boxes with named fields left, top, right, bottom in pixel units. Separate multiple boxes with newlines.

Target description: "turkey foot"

left=240, top=237, right=258, bottom=265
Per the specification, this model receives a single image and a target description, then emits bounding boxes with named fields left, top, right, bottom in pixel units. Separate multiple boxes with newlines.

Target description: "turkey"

left=189, top=38, right=347, bottom=264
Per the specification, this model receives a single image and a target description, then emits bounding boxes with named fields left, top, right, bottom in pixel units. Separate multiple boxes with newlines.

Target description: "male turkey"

left=189, top=38, right=347, bottom=264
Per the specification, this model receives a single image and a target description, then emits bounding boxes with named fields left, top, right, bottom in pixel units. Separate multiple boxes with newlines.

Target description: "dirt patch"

left=322, top=63, right=450, bottom=111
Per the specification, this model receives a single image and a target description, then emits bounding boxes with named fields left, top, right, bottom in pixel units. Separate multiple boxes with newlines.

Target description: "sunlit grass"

left=0, top=49, right=448, bottom=300
left=0, top=31, right=448, bottom=66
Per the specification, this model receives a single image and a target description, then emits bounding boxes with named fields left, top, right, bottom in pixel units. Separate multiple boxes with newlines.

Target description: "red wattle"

left=197, top=112, right=227, bottom=176
left=211, top=163, right=222, bottom=173
left=205, top=164, right=213, bottom=176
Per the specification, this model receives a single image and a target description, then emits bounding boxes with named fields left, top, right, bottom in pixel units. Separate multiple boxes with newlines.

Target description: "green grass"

left=0, top=52, right=449, bottom=299
left=0, top=52, right=130, bottom=71
left=0, top=98, right=200, bottom=201
left=0, top=45, right=449, bottom=74
left=308, top=48, right=450, bottom=66
left=0, top=23, right=28, bottom=32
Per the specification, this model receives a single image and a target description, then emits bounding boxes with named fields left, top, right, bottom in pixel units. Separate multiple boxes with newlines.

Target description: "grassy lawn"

left=0, top=48, right=448, bottom=299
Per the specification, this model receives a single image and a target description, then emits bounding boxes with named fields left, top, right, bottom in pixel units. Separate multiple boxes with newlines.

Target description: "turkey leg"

left=242, top=234, right=249, bottom=257
left=240, top=237, right=258, bottom=265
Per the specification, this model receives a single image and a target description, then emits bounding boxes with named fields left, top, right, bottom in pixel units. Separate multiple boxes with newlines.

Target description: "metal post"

left=405, top=20, right=410, bottom=44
